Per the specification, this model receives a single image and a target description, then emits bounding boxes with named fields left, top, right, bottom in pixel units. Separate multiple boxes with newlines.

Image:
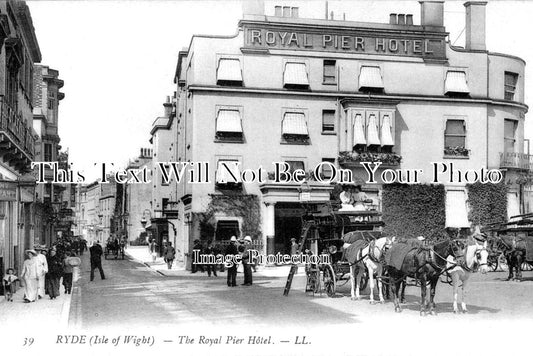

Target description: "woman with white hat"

left=20, top=249, right=39, bottom=303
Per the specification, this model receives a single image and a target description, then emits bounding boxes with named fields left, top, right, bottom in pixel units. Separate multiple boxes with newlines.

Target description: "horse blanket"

left=385, top=239, right=424, bottom=271
left=344, top=240, right=368, bottom=264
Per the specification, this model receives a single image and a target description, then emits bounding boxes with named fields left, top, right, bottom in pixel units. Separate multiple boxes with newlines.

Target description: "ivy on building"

left=466, top=181, right=507, bottom=227
left=382, top=183, right=447, bottom=241
left=198, top=194, right=262, bottom=241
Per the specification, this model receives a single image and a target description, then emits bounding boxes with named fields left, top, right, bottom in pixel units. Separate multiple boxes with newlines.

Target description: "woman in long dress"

left=20, top=250, right=39, bottom=303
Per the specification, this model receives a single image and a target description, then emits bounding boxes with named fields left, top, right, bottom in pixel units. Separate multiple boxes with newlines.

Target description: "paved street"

left=69, top=249, right=533, bottom=329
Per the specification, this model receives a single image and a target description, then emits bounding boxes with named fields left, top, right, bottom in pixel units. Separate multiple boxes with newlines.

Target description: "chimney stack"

left=389, top=13, right=397, bottom=25
left=464, top=2, right=487, bottom=51
left=163, top=96, right=172, bottom=118
left=419, top=1, right=444, bottom=27
left=242, top=0, right=264, bottom=16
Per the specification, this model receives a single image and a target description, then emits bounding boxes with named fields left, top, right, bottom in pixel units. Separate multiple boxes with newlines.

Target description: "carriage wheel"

left=521, top=262, right=532, bottom=271
left=488, top=254, right=499, bottom=272
left=322, top=264, right=336, bottom=297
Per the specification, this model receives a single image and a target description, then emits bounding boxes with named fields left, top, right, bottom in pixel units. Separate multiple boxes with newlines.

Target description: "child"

left=3, top=268, right=18, bottom=302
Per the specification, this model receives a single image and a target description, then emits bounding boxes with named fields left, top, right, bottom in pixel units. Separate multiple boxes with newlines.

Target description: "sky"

left=27, top=0, right=533, bottom=180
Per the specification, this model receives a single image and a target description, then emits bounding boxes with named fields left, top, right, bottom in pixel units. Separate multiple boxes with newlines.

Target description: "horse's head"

left=467, top=238, right=489, bottom=274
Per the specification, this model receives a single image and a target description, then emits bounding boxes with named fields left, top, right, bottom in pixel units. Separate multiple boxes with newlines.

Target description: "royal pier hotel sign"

left=241, top=21, right=448, bottom=60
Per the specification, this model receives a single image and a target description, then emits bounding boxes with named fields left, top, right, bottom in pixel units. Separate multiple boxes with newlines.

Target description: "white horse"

left=446, top=237, right=489, bottom=313
left=350, top=236, right=395, bottom=303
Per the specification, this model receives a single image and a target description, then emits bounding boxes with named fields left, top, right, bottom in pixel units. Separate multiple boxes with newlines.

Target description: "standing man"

left=241, top=236, right=253, bottom=286
left=163, top=241, right=176, bottom=270
left=225, top=236, right=238, bottom=287
left=35, top=245, right=48, bottom=299
left=205, top=240, right=217, bottom=277
left=191, top=239, right=203, bottom=273
left=89, top=241, right=105, bottom=281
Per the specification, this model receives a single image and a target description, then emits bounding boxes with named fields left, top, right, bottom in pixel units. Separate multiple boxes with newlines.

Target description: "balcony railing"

left=500, top=152, right=533, bottom=171
left=0, top=96, right=35, bottom=159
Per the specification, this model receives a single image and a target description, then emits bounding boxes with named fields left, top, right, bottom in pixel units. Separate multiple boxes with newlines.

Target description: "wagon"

left=104, top=239, right=125, bottom=260
left=284, top=202, right=384, bottom=298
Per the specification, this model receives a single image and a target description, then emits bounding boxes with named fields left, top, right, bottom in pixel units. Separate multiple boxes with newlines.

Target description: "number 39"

left=23, top=338, right=34, bottom=346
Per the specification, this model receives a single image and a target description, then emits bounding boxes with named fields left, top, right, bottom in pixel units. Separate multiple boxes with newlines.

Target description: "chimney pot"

left=406, top=14, right=414, bottom=25
left=274, top=5, right=282, bottom=17
left=282, top=6, right=291, bottom=17
left=397, top=14, right=406, bottom=25
left=389, top=13, right=397, bottom=24
left=291, top=7, right=299, bottom=18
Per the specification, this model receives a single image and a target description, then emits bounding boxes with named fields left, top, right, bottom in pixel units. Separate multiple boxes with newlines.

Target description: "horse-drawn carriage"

left=485, top=213, right=533, bottom=280
left=284, top=202, right=384, bottom=298
left=105, top=238, right=125, bottom=260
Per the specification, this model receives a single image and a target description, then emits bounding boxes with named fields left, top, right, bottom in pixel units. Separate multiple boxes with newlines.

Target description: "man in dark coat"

left=89, top=241, right=105, bottom=281
left=191, top=239, right=204, bottom=273
left=225, top=236, right=238, bottom=287
left=241, top=236, right=253, bottom=286
left=205, top=240, right=217, bottom=277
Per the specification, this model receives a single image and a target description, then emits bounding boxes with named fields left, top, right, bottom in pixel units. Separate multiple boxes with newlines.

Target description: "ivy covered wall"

left=198, top=194, right=262, bottom=240
left=382, top=183, right=447, bottom=241
left=466, top=182, right=508, bottom=226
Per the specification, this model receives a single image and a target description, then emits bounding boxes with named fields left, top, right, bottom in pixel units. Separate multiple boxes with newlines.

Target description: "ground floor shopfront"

left=0, top=179, right=35, bottom=294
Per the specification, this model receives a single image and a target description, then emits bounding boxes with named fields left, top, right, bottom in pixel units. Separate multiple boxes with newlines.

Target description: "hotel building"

left=165, top=1, right=529, bottom=267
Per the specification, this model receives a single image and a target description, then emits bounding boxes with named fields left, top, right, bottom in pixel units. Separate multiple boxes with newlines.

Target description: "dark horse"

left=489, top=235, right=527, bottom=281
left=385, top=239, right=456, bottom=316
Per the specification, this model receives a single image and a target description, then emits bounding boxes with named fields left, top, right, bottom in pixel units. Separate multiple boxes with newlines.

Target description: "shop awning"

left=366, top=113, right=380, bottom=145
left=446, top=190, right=470, bottom=228
left=381, top=114, right=394, bottom=146
left=282, top=112, right=308, bottom=136
left=283, top=62, right=309, bottom=86
left=359, top=66, right=384, bottom=89
left=353, top=113, right=366, bottom=145
left=445, top=71, right=469, bottom=94
left=217, top=58, right=242, bottom=83
left=216, top=109, right=242, bottom=133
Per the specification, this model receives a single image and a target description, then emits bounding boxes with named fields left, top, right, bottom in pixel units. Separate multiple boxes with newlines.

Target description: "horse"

left=446, top=236, right=489, bottom=313
left=385, top=239, right=455, bottom=316
left=350, top=236, right=395, bottom=303
left=489, top=235, right=527, bottom=281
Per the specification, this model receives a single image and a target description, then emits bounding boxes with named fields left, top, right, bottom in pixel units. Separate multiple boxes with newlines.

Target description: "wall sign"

left=242, top=22, right=447, bottom=60
left=0, top=181, right=16, bottom=201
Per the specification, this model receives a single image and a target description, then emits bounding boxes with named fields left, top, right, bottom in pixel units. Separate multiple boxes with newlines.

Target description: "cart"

left=284, top=202, right=384, bottom=298
left=104, top=239, right=125, bottom=260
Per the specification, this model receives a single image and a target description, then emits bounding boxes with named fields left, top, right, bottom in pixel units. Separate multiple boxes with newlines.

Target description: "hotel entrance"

left=274, top=203, right=304, bottom=254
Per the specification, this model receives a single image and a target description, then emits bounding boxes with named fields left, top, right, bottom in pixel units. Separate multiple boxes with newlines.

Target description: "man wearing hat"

left=241, top=236, right=253, bottom=286
left=225, top=236, right=238, bottom=287
left=191, top=239, right=204, bottom=273
left=35, top=245, right=48, bottom=299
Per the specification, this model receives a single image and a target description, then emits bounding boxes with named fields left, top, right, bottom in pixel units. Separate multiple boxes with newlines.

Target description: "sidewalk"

left=125, top=245, right=306, bottom=278
left=0, top=281, right=72, bottom=329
